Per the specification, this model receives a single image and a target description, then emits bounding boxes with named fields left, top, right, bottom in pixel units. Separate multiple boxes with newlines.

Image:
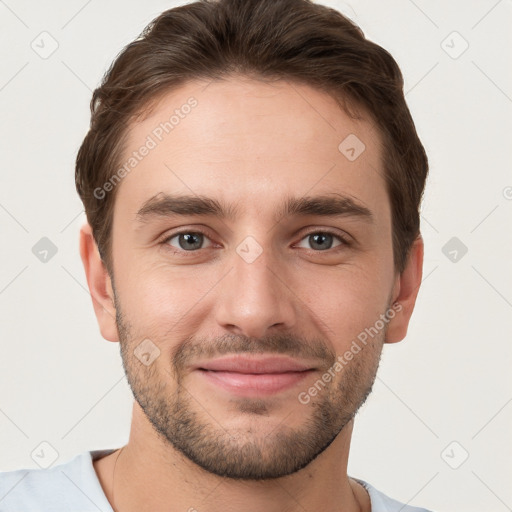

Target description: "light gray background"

left=1, top=1, right=511, bottom=511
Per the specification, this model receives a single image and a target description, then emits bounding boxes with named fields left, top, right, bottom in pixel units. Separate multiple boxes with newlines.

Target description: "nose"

left=214, top=245, right=298, bottom=339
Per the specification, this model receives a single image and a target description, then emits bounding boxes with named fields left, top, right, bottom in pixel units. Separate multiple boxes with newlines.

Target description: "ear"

left=385, top=234, right=424, bottom=344
left=79, top=222, right=119, bottom=342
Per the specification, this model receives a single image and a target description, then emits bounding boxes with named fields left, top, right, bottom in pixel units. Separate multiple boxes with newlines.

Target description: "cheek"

left=117, top=264, right=218, bottom=335
left=294, top=262, right=392, bottom=345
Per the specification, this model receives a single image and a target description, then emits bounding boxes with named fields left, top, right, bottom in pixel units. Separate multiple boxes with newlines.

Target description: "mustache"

left=171, top=332, right=337, bottom=372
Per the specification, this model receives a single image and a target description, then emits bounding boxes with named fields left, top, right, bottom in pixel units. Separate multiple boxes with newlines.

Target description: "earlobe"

left=385, top=234, right=424, bottom=344
left=79, top=223, right=119, bottom=342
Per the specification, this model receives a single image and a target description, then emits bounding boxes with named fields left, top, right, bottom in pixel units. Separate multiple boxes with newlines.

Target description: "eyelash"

left=159, top=228, right=352, bottom=255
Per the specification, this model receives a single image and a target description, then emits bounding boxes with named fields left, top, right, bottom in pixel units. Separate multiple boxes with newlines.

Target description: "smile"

left=194, top=355, right=318, bottom=396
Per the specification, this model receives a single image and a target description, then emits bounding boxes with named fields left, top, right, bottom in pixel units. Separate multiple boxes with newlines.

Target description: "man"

left=0, top=0, right=432, bottom=510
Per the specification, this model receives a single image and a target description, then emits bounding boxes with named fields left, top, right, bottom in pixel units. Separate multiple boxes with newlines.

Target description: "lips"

left=196, top=355, right=315, bottom=374
left=194, top=355, right=317, bottom=396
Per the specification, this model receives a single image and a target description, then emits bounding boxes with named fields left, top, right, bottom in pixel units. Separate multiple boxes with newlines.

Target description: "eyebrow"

left=135, top=193, right=373, bottom=225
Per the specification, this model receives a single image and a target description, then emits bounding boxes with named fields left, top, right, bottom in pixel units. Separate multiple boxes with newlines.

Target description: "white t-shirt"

left=0, top=449, right=434, bottom=511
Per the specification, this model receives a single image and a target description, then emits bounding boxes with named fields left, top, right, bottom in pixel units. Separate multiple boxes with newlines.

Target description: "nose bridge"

left=215, top=236, right=296, bottom=338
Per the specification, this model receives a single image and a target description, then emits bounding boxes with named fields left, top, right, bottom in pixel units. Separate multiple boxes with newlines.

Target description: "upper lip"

left=195, top=355, right=317, bottom=374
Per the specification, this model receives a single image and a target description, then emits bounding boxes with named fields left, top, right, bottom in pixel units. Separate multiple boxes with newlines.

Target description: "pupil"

left=180, top=233, right=202, bottom=250
left=311, top=233, right=332, bottom=250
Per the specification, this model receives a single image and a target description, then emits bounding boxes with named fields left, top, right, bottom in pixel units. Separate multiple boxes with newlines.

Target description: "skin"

left=80, top=76, right=423, bottom=512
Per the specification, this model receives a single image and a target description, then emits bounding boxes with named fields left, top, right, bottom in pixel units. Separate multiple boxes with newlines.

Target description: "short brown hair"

left=75, top=0, right=428, bottom=275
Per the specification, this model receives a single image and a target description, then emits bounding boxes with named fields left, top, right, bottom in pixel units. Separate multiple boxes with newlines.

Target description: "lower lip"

left=197, top=369, right=314, bottom=396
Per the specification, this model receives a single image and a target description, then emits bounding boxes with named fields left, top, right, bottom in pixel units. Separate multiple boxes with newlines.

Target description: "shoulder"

left=0, top=450, right=114, bottom=511
left=353, top=478, right=436, bottom=512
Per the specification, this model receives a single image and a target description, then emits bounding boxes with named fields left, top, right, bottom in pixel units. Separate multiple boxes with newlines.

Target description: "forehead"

left=114, top=76, right=387, bottom=222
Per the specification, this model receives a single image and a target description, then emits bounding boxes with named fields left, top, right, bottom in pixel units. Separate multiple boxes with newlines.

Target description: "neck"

left=94, top=404, right=369, bottom=512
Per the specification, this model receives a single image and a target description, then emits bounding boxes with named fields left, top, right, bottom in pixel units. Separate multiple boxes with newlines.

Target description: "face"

left=106, top=76, right=400, bottom=479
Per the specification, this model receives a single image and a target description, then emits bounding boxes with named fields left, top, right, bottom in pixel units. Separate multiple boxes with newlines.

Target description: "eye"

left=296, top=231, right=348, bottom=251
left=164, top=231, right=213, bottom=251
left=160, top=229, right=349, bottom=254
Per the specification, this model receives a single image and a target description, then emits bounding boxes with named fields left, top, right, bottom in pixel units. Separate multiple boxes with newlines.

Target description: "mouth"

left=193, top=355, right=318, bottom=396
